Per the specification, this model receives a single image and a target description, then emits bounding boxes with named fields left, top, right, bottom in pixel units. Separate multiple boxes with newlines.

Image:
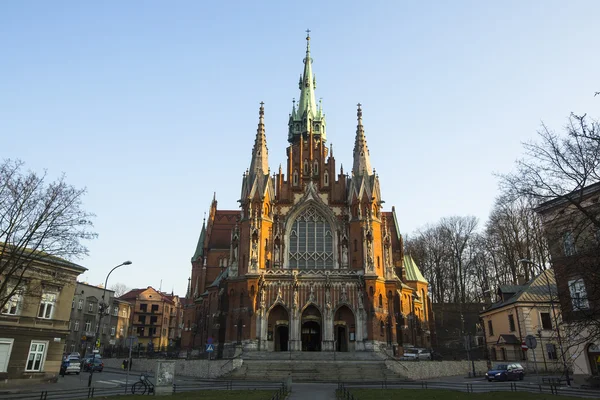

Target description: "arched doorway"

left=334, top=305, right=355, bottom=352
left=587, top=343, right=600, bottom=375
left=268, top=305, right=289, bottom=352
left=301, top=305, right=322, bottom=351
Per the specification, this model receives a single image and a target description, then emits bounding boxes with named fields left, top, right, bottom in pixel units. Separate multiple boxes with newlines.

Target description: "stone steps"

left=223, top=359, right=405, bottom=382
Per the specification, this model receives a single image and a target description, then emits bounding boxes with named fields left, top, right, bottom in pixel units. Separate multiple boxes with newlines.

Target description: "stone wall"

left=385, top=360, right=489, bottom=380
left=103, top=358, right=243, bottom=379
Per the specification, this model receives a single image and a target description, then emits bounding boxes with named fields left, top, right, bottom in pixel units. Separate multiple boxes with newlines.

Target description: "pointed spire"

left=186, top=277, right=191, bottom=298
left=249, top=102, right=269, bottom=177
left=297, top=30, right=317, bottom=118
left=352, top=103, right=373, bottom=176
left=191, top=217, right=206, bottom=262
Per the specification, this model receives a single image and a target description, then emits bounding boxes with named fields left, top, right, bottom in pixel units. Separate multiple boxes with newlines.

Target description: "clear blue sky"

left=1, top=1, right=599, bottom=296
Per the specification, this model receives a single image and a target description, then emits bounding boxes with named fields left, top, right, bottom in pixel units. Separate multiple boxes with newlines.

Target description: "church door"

left=276, top=326, right=289, bottom=352
left=301, top=321, right=321, bottom=351
left=336, top=325, right=347, bottom=352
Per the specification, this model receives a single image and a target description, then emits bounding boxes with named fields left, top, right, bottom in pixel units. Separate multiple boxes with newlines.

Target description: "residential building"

left=113, top=298, right=132, bottom=348
left=480, top=270, right=566, bottom=372
left=119, top=287, right=183, bottom=352
left=0, top=250, right=86, bottom=384
left=181, top=33, right=433, bottom=357
left=66, top=282, right=117, bottom=357
left=535, top=182, right=600, bottom=376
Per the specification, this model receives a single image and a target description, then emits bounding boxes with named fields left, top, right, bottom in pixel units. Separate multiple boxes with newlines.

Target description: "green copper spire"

left=288, top=30, right=326, bottom=143
left=297, top=30, right=317, bottom=119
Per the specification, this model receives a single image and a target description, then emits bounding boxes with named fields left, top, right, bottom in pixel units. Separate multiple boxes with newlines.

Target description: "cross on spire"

left=306, top=29, right=311, bottom=37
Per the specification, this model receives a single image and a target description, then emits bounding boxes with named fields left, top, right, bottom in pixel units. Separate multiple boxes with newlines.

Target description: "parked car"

left=69, top=352, right=81, bottom=359
left=65, top=358, right=81, bottom=375
left=402, top=348, right=432, bottom=360
left=486, top=363, right=525, bottom=381
left=81, top=356, right=104, bottom=372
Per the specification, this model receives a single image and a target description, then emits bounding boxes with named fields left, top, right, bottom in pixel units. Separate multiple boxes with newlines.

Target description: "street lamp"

left=88, top=261, right=132, bottom=387
left=518, top=259, right=571, bottom=386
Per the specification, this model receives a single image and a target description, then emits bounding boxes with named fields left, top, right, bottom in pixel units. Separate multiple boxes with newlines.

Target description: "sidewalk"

left=288, top=383, right=337, bottom=400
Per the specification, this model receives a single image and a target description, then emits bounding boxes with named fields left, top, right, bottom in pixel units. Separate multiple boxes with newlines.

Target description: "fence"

left=337, top=381, right=600, bottom=399
left=0, top=381, right=286, bottom=400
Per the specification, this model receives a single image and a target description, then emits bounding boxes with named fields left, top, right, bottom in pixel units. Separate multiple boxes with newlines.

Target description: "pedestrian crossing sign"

left=206, top=344, right=214, bottom=352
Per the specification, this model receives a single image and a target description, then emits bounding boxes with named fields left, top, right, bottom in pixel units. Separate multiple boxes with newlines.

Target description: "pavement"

left=288, top=383, right=337, bottom=400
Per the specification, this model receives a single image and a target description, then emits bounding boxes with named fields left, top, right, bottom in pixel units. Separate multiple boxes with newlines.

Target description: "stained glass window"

left=288, top=206, right=334, bottom=269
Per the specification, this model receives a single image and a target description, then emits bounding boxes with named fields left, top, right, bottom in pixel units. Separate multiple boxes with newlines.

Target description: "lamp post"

left=88, top=261, right=132, bottom=388
left=518, top=259, right=571, bottom=386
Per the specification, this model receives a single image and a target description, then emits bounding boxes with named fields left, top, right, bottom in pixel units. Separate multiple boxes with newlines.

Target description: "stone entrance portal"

left=268, top=305, right=289, bottom=352
left=301, top=305, right=322, bottom=351
left=336, top=325, right=347, bottom=352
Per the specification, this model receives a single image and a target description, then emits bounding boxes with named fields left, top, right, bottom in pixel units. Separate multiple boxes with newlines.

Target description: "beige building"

left=120, top=287, right=183, bottom=352
left=480, top=270, right=567, bottom=372
left=0, top=252, right=86, bottom=385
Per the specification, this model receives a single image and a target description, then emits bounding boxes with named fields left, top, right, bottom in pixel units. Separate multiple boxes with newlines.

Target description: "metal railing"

left=0, top=381, right=286, bottom=400
left=337, top=381, right=600, bottom=399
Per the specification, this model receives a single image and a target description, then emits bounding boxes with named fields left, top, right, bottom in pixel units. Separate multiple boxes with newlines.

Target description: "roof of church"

left=403, top=254, right=427, bottom=283
left=207, top=210, right=238, bottom=249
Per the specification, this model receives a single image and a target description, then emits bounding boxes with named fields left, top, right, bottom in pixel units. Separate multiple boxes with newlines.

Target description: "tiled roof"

left=484, top=269, right=557, bottom=312
left=403, top=254, right=428, bottom=283
left=209, top=267, right=229, bottom=288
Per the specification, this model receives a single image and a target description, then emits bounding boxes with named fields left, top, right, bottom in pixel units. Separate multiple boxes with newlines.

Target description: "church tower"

left=182, top=32, right=432, bottom=356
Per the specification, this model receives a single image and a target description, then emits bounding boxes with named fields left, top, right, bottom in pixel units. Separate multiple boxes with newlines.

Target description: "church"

left=181, top=33, right=433, bottom=356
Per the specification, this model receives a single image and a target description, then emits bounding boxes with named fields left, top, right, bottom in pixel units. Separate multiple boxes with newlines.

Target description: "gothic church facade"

left=182, top=34, right=433, bottom=355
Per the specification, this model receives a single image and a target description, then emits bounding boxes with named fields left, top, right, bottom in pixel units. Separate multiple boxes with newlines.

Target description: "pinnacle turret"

left=352, top=103, right=373, bottom=176
left=249, top=102, right=269, bottom=177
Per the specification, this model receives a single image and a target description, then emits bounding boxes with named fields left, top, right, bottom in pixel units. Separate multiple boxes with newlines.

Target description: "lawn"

left=97, top=390, right=275, bottom=400
left=348, top=389, right=586, bottom=400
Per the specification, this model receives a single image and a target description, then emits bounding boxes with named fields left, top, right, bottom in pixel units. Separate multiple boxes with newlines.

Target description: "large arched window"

left=288, top=206, right=334, bottom=269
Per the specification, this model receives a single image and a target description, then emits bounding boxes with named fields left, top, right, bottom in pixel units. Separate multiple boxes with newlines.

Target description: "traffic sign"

left=206, top=344, right=214, bottom=353
left=207, top=337, right=213, bottom=344
left=521, top=342, right=528, bottom=351
left=525, top=335, right=538, bottom=350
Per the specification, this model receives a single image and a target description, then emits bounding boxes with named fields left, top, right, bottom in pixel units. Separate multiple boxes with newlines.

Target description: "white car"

left=402, top=348, right=431, bottom=360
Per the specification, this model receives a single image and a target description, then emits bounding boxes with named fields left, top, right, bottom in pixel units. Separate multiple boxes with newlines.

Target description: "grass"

left=96, top=390, right=275, bottom=400
left=348, top=389, right=586, bottom=400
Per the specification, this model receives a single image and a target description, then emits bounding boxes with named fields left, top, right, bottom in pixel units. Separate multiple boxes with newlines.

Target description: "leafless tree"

left=110, top=283, right=130, bottom=298
left=0, top=159, right=96, bottom=311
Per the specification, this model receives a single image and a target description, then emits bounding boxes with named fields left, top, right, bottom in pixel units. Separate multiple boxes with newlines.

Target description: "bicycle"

left=131, top=374, right=155, bottom=395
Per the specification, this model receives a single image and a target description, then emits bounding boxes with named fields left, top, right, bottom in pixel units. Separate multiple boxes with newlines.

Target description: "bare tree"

left=0, top=159, right=96, bottom=311
left=110, top=283, right=130, bottom=298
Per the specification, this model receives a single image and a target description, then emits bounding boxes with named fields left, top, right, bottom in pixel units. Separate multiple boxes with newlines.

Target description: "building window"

left=568, top=279, right=590, bottom=310
left=88, top=302, right=94, bottom=313
left=113, top=306, right=118, bottom=316
left=37, top=292, right=57, bottom=319
left=304, top=159, right=309, bottom=175
left=378, top=294, right=383, bottom=308
left=122, top=309, right=128, bottom=318
left=487, top=320, right=494, bottom=336
left=140, top=304, right=148, bottom=312
left=546, top=343, right=558, bottom=360
left=111, top=326, right=116, bottom=336
left=84, top=320, right=91, bottom=332
left=0, top=339, right=14, bottom=373
left=323, top=171, right=329, bottom=186
left=74, top=321, right=80, bottom=331
left=288, top=206, right=334, bottom=269
left=25, top=341, right=47, bottom=372
left=139, top=315, right=146, bottom=324
left=1, top=285, right=23, bottom=315
left=540, top=312, right=552, bottom=330
left=293, top=170, right=299, bottom=186
left=508, top=314, right=516, bottom=332
left=151, top=304, right=159, bottom=313
left=313, top=161, right=318, bottom=175
left=102, top=324, right=107, bottom=334
left=563, top=231, right=576, bottom=256
left=380, top=321, right=384, bottom=336
left=490, top=347, right=497, bottom=360
left=78, top=299, right=83, bottom=310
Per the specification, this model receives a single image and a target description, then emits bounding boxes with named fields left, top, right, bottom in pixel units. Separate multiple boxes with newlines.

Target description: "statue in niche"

left=232, top=243, right=238, bottom=262
left=384, top=246, right=391, bottom=268
left=341, top=242, right=349, bottom=266
left=366, top=240, right=374, bottom=271
left=276, top=284, right=283, bottom=302
left=341, top=283, right=348, bottom=302
left=358, top=289, right=364, bottom=309
left=293, top=288, right=299, bottom=308
left=325, top=289, right=331, bottom=309
left=251, top=238, right=258, bottom=260
left=274, top=242, right=280, bottom=263
left=259, top=285, right=266, bottom=309
left=309, top=284, right=315, bottom=302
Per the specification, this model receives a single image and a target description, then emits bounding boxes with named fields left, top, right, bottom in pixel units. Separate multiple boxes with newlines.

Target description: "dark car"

left=486, top=363, right=525, bottom=381
left=81, top=356, right=104, bottom=372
